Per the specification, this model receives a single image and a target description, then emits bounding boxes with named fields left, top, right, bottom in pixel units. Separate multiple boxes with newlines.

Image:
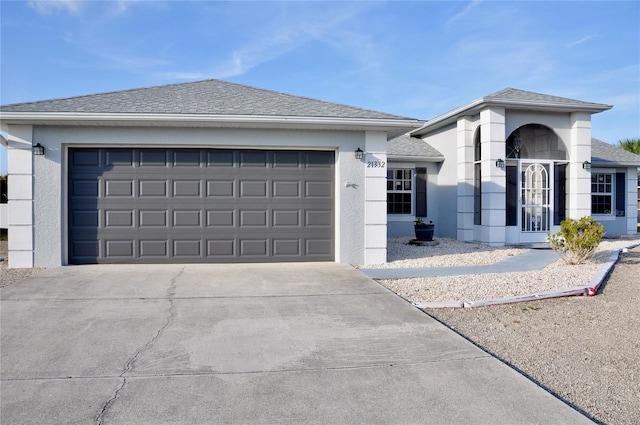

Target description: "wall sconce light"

left=495, top=158, right=505, bottom=170
left=582, top=161, right=591, bottom=170
left=32, top=143, right=45, bottom=156
left=355, top=148, right=364, bottom=160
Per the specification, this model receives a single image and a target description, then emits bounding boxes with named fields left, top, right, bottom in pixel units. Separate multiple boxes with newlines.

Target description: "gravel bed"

left=377, top=236, right=640, bottom=303
left=0, top=241, right=45, bottom=288
left=426, top=245, right=640, bottom=425
left=362, top=237, right=527, bottom=268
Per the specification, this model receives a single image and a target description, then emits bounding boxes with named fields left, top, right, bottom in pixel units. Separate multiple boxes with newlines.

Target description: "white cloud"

left=211, top=3, right=373, bottom=78
left=446, top=1, right=484, bottom=30
left=28, top=0, right=84, bottom=15
left=566, top=35, right=598, bottom=48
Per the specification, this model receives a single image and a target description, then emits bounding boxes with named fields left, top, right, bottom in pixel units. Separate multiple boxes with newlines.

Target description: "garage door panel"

left=306, top=240, right=333, bottom=256
left=273, top=210, right=300, bottom=227
left=173, top=150, right=201, bottom=167
left=239, top=210, right=268, bottom=227
left=207, top=240, right=235, bottom=257
left=105, top=180, right=134, bottom=197
left=139, top=150, right=169, bottom=167
left=174, top=240, right=202, bottom=257
left=273, top=181, right=300, bottom=197
left=239, top=181, right=267, bottom=197
left=240, top=239, right=268, bottom=256
left=272, top=151, right=301, bottom=168
left=207, top=180, right=235, bottom=197
left=173, top=210, right=201, bottom=227
left=71, top=149, right=101, bottom=167
left=140, top=180, right=168, bottom=197
left=273, top=239, right=301, bottom=256
left=71, top=180, right=99, bottom=197
left=105, top=149, right=134, bottom=167
left=240, top=151, right=268, bottom=167
left=139, top=210, right=169, bottom=227
left=305, top=181, right=333, bottom=198
left=72, top=240, right=100, bottom=257
left=206, top=210, right=235, bottom=227
left=206, top=150, right=235, bottom=167
left=69, top=148, right=334, bottom=264
left=71, top=210, right=99, bottom=227
left=140, top=240, right=169, bottom=257
left=305, top=151, right=334, bottom=168
left=173, top=180, right=201, bottom=197
left=105, top=210, right=134, bottom=227
left=106, top=240, right=134, bottom=257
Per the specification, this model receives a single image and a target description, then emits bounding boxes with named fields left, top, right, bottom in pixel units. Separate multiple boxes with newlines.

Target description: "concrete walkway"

left=360, top=248, right=559, bottom=279
left=0, top=262, right=593, bottom=424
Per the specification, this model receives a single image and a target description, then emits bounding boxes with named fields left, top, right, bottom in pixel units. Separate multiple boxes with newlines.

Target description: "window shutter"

left=415, top=167, right=427, bottom=217
left=616, top=172, right=626, bottom=216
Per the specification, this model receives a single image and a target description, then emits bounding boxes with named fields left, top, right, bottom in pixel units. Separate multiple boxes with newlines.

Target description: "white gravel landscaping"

left=374, top=236, right=640, bottom=304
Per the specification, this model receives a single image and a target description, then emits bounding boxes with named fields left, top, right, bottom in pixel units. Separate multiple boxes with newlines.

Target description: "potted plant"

left=414, top=217, right=435, bottom=241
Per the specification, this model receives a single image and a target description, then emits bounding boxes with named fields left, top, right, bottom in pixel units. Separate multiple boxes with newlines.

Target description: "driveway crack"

left=94, top=266, right=184, bottom=425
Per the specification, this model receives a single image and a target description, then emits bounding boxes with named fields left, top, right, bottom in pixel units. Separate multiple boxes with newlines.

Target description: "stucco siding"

left=28, top=126, right=372, bottom=266
left=421, top=124, right=458, bottom=239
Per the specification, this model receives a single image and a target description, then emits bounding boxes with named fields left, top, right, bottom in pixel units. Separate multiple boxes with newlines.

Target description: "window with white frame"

left=591, top=173, right=613, bottom=215
left=387, top=169, right=413, bottom=214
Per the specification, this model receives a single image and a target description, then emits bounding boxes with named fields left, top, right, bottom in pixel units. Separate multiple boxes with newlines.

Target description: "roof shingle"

left=591, top=138, right=640, bottom=166
left=0, top=79, right=413, bottom=120
left=485, top=88, right=612, bottom=110
left=387, top=134, right=444, bottom=160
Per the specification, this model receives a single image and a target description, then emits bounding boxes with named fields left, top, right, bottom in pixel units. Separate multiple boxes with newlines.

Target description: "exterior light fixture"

left=355, top=148, right=364, bottom=160
left=582, top=161, right=591, bottom=170
left=495, top=158, right=505, bottom=170
left=32, top=143, right=45, bottom=156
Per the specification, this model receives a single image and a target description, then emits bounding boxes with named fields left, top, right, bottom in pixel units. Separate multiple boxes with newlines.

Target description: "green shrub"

left=547, top=217, right=604, bottom=264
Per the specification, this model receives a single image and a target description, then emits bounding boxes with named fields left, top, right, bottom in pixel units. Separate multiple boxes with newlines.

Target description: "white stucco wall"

left=625, top=167, right=639, bottom=233
left=7, top=125, right=34, bottom=268
left=363, top=131, right=387, bottom=264
left=14, top=125, right=379, bottom=267
left=420, top=124, right=458, bottom=239
left=590, top=166, right=639, bottom=235
left=385, top=160, right=440, bottom=239
left=418, top=108, right=597, bottom=246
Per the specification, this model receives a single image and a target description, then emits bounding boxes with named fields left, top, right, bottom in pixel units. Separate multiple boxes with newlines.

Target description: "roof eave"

left=592, top=160, right=640, bottom=167
left=0, top=112, right=424, bottom=138
left=387, top=154, right=445, bottom=163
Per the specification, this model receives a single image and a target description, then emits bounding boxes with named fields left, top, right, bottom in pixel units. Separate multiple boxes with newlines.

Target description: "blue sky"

left=1, top=0, right=639, bottom=174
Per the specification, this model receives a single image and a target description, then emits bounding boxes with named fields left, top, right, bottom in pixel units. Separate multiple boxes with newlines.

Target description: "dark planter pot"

left=414, top=224, right=435, bottom=241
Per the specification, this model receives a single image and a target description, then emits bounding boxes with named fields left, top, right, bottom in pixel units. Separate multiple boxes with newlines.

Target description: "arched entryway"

left=505, top=124, right=568, bottom=243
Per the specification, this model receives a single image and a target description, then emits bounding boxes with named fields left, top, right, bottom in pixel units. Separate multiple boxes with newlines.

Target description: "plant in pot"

left=414, top=217, right=435, bottom=241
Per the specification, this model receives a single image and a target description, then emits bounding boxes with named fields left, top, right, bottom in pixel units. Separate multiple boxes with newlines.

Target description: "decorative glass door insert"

left=521, top=163, right=550, bottom=232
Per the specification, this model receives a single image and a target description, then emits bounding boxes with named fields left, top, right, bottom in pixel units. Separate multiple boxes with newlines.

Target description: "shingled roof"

left=0, top=79, right=411, bottom=120
left=591, top=138, right=640, bottom=166
left=413, top=88, right=612, bottom=136
left=484, top=88, right=612, bottom=110
left=387, top=134, right=444, bottom=161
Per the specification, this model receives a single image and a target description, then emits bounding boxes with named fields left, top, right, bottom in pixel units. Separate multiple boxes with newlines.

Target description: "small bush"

left=548, top=217, right=604, bottom=264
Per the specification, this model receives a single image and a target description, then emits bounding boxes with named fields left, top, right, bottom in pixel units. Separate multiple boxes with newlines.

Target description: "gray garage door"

left=68, top=148, right=334, bottom=264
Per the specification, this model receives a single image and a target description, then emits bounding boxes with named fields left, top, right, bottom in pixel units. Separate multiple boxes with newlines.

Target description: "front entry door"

left=521, top=162, right=551, bottom=237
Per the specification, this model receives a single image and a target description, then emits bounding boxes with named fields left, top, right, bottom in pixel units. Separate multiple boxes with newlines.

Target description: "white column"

left=480, top=107, right=506, bottom=245
left=7, top=125, right=34, bottom=268
left=568, top=112, right=592, bottom=220
left=363, top=131, right=387, bottom=264
left=456, top=116, right=474, bottom=241
left=625, top=167, right=638, bottom=234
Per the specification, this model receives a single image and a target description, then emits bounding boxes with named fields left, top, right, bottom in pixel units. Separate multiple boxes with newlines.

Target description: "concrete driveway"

left=1, top=263, right=593, bottom=425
